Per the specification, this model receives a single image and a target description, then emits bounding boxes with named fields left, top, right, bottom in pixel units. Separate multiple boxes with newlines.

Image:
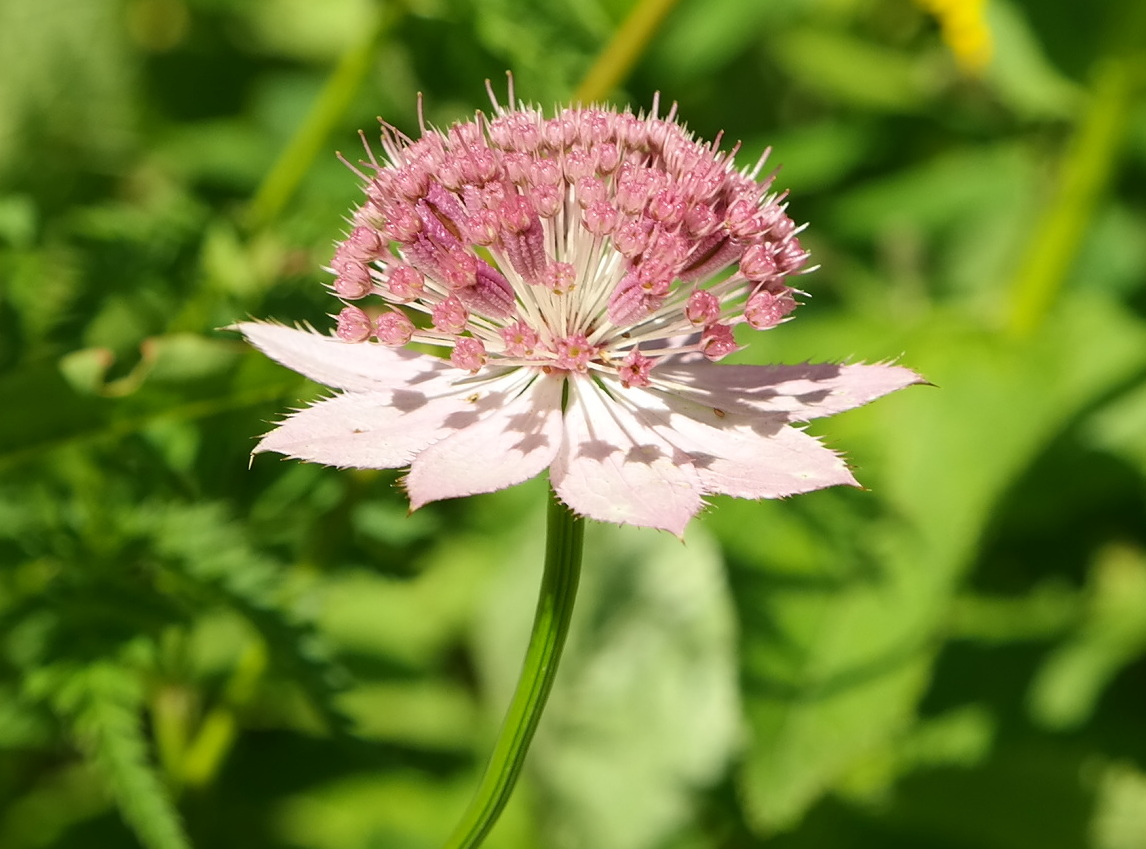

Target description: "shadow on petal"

left=442, top=409, right=483, bottom=430
left=403, top=375, right=564, bottom=507
left=625, top=444, right=667, bottom=465
left=391, top=388, right=431, bottom=413
left=577, top=439, right=622, bottom=463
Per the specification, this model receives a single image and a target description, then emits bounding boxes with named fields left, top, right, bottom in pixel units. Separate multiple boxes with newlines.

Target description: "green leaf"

left=1085, top=375, right=1146, bottom=474
left=725, top=295, right=1146, bottom=831
left=716, top=491, right=937, bottom=832
left=828, top=141, right=1038, bottom=241
left=1091, top=760, right=1146, bottom=849
left=145, top=502, right=353, bottom=737
left=317, top=525, right=507, bottom=670
left=0, top=683, right=51, bottom=747
left=832, top=703, right=997, bottom=807
left=336, top=680, right=477, bottom=750
left=0, top=760, right=111, bottom=849
left=37, top=660, right=191, bottom=849
left=768, top=27, right=941, bottom=113
left=948, top=582, right=1081, bottom=644
left=0, top=336, right=303, bottom=468
left=244, top=0, right=377, bottom=62
left=457, top=0, right=605, bottom=105
left=765, top=121, right=879, bottom=195
left=1028, top=543, right=1146, bottom=729
left=0, top=0, right=136, bottom=180
left=648, top=0, right=800, bottom=83
left=274, top=771, right=512, bottom=849
left=983, top=0, right=1084, bottom=120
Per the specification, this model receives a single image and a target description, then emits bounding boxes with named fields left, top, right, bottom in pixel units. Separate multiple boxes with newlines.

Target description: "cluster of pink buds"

left=327, top=83, right=811, bottom=383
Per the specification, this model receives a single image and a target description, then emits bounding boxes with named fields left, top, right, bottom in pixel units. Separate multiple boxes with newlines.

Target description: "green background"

left=2, top=0, right=1145, bottom=847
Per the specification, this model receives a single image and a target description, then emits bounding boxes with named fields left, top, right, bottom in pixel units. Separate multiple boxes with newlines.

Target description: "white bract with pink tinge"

left=237, top=86, right=923, bottom=534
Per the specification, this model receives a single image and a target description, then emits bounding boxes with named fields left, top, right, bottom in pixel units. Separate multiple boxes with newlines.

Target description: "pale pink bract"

left=237, top=85, right=923, bottom=534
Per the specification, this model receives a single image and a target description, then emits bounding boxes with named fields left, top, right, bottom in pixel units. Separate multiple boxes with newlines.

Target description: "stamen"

left=325, top=97, right=810, bottom=387
left=700, top=324, right=739, bottom=361
left=451, top=337, right=487, bottom=372
left=502, top=321, right=539, bottom=356
left=553, top=335, right=598, bottom=372
left=618, top=349, right=653, bottom=388
left=375, top=310, right=415, bottom=345
left=336, top=306, right=373, bottom=343
left=745, top=289, right=797, bottom=330
left=432, top=295, right=469, bottom=334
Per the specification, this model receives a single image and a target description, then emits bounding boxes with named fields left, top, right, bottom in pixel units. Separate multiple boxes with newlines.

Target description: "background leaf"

left=2, top=0, right=1145, bottom=846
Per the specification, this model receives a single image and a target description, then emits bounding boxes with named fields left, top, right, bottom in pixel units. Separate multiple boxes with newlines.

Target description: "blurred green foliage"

left=1, top=0, right=1145, bottom=847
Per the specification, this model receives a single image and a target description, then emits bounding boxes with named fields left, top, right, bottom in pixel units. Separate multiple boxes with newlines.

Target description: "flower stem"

left=573, top=0, right=683, bottom=103
left=1005, top=3, right=1146, bottom=338
left=441, top=487, right=584, bottom=849
left=244, top=6, right=397, bottom=231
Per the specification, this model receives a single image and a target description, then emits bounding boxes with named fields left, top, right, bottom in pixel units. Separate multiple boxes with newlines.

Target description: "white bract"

left=238, top=87, right=922, bottom=534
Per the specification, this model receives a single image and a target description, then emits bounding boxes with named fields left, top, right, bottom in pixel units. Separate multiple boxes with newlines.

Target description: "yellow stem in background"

left=573, top=0, right=683, bottom=103
left=1006, top=10, right=1146, bottom=338
left=180, top=640, right=268, bottom=789
left=245, top=7, right=396, bottom=231
left=152, top=683, right=193, bottom=783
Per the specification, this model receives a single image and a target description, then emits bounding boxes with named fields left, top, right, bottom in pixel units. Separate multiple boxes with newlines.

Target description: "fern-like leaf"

left=142, top=502, right=353, bottom=736
left=52, top=660, right=191, bottom=849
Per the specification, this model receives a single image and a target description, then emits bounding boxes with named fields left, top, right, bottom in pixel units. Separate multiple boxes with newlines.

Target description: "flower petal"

left=550, top=379, right=704, bottom=534
left=405, top=375, right=564, bottom=508
left=620, top=385, right=859, bottom=498
left=235, top=321, right=455, bottom=392
left=653, top=361, right=926, bottom=422
left=255, top=386, right=477, bottom=469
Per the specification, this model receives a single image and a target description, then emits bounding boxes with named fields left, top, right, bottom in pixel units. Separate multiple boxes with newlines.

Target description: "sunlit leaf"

left=1091, top=761, right=1146, bottom=849
left=984, top=0, right=1084, bottom=120
left=1028, top=544, right=1146, bottom=729
left=27, top=660, right=190, bottom=849
left=0, top=338, right=304, bottom=468
left=726, top=294, right=1146, bottom=831
left=768, top=27, right=941, bottom=113
left=648, top=0, right=800, bottom=83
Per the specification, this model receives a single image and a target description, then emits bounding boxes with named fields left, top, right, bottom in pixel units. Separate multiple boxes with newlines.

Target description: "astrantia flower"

left=238, top=86, right=922, bottom=535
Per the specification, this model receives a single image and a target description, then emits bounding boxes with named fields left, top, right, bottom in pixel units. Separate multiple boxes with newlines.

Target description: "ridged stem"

left=440, top=487, right=585, bottom=849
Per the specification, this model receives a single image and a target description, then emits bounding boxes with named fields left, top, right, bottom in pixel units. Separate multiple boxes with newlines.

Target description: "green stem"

left=179, top=638, right=267, bottom=789
left=442, top=487, right=585, bottom=849
left=244, top=7, right=396, bottom=231
left=1005, top=5, right=1146, bottom=337
left=573, top=0, right=683, bottom=103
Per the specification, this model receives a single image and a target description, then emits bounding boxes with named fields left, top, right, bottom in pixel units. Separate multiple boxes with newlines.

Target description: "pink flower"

left=237, top=89, right=922, bottom=534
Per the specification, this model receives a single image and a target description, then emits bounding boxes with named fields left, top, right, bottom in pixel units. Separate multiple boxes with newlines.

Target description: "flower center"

left=329, top=97, right=810, bottom=387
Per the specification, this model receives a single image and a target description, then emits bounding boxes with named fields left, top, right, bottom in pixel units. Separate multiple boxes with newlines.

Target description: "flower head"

left=238, top=85, right=923, bottom=534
